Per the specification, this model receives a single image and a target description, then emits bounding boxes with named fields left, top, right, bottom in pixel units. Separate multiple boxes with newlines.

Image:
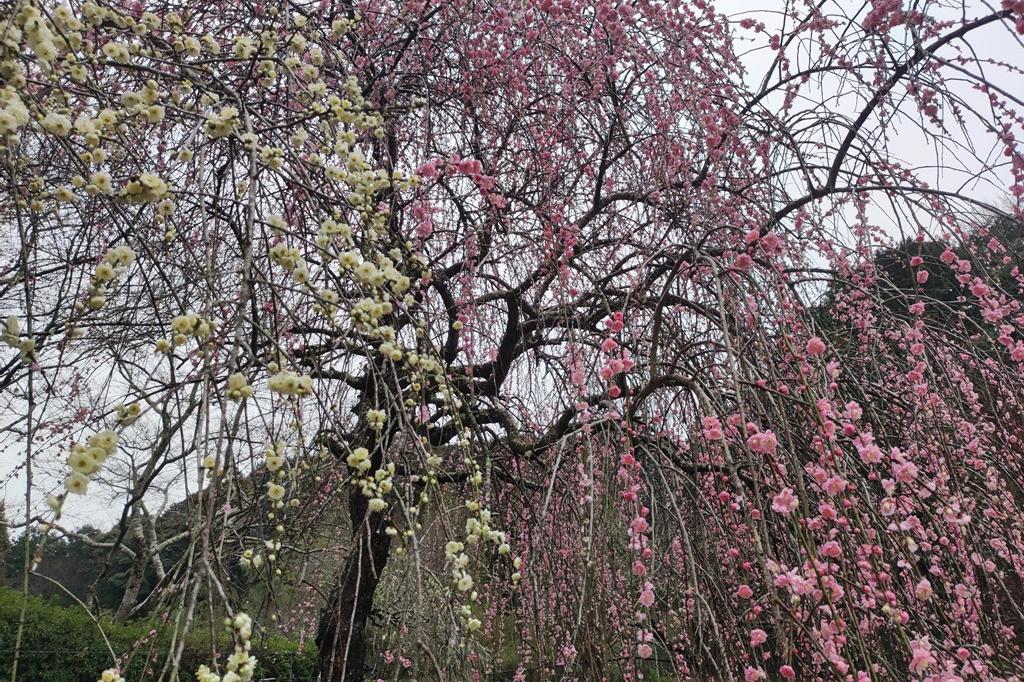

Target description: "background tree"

left=0, top=504, right=9, bottom=564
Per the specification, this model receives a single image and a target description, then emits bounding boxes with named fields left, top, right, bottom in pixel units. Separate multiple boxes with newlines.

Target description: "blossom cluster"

left=195, top=613, right=257, bottom=682
left=1, top=316, right=34, bottom=364
left=64, top=429, right=118, bottom=495
left=86, top=245, right=136, bottom=311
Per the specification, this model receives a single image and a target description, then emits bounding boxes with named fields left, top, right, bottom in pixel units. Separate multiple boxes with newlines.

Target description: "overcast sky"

left=721, top=0, right=1023, bottom=209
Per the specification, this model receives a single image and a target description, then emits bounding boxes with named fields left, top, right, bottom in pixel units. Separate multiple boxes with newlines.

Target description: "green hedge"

left=0, top=587, right=318, bottom=681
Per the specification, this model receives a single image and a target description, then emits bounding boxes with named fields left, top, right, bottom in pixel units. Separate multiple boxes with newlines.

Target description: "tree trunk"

left=113, top=548, right=148, bottom=623
left=113, top=514, right=147, bottom=623
left=317, top=493, right=393, bottom=682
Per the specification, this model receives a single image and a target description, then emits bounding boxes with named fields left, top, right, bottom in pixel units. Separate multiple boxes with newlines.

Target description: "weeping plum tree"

left=5, top=0, right=1024, bottom=680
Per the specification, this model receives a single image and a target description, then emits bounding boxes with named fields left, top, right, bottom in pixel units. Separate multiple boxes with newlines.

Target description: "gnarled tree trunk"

left=317, top=491, right=393, bottom=681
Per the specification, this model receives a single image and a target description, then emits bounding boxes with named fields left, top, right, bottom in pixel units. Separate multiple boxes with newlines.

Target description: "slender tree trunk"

left=114, top=549, right=148, bottom=623
left=317, top=493, right=393, bottom=682
left=114, top=515, right=147, bottom=623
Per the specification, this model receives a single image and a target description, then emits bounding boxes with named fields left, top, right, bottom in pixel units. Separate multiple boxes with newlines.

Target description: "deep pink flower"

left=639, top=583, right=655, bottom=607
left=771, top=488, right=799, bottom=515
left=909, top=637, right=935, bottom=675
left=747, top=430, right=779, bottom=454
left=702, top=416, right=724, bottom=440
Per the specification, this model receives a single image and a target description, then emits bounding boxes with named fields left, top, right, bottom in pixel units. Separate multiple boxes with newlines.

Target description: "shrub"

left=0, top=587, right=317, bottom=681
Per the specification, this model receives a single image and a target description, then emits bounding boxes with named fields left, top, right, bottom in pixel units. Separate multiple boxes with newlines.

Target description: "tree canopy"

left=4, top=0, right=1024, bottom=680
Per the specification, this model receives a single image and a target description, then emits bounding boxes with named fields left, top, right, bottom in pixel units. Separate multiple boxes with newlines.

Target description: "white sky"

left=720, top=0, right=1024, bottom=209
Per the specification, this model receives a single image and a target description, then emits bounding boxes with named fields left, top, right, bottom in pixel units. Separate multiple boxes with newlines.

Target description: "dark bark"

left=317, top=492, right=393, bottom=682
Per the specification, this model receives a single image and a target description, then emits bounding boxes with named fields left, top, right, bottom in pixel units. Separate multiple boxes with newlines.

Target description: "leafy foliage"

left=0, top=586, right=317, bottom=681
